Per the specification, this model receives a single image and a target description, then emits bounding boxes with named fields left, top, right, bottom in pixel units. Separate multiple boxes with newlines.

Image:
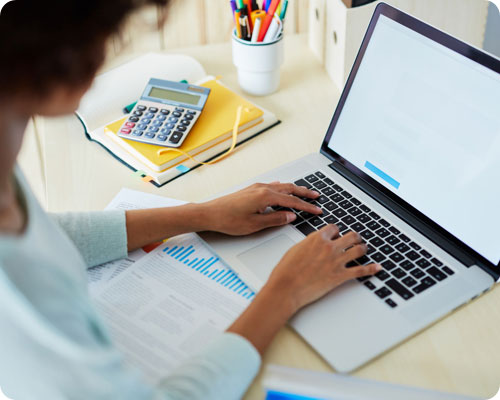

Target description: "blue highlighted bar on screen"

left=364, top=161, right=400, bottom=189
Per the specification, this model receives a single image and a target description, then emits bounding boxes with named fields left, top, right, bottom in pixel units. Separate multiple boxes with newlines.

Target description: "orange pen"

left=235, top=9, right=242, bottom=38
left=257, top=0, right=280, bottom=42
left=242, top=0, right=253, bottom=30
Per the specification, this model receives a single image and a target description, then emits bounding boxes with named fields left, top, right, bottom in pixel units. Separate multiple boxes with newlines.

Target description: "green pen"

left=122, top=80, right=189, bottom=114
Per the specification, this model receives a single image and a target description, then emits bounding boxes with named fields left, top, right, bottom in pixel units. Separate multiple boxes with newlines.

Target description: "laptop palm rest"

left=237, top=234, right=295, bottom=283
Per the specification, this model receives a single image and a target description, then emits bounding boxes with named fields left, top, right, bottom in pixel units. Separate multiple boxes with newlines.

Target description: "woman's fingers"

left=346, top=263, right=382, bottom=279
left=269, top=182, right=320, bottom=199
left=341, top=242, right=367, bottom=263
left=266, top=191, right=322, bottom=215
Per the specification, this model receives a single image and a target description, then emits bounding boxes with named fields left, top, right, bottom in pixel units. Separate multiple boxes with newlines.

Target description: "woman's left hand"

left=199, top=182, right=322, bottom=236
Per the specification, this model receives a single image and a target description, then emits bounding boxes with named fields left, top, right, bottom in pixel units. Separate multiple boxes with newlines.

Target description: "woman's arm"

left=125, top=182, right=323, bottom=251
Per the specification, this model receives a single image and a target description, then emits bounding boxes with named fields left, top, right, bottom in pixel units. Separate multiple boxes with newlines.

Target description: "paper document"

left=88, top=188, right=185, bottom=291
left=92, top=233, right=253, bottom=383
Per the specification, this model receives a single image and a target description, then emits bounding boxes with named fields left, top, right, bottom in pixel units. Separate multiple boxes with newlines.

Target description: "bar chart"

left=162, top=236, right=255, bottom=300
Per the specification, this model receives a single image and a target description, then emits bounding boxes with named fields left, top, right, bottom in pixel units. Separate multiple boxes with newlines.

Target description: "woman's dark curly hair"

left=0, top=0, right=169, bottom=97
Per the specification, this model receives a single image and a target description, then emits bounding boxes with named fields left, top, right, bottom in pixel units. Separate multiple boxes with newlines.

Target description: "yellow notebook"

left=105, top=79, right=264, bottom=172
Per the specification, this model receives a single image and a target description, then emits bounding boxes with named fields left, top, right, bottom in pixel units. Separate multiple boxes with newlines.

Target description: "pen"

left=230, top=0, right=237, bottom=15
left=280, top=0, right=288, bottom=20
left=263, top=14, right=280, bottom=42
left=251, top=16, right=261, bottom=42
left=239, top=16, right=249, bottom=40
left=250, top=9, right=266, bottom=28
left=257, top=0, right=279, bottom=42
left=243, top=0, right=253, bottom=30
left=251, top=0, right=259, bottom=11
left=276, top=0, right=282, bottom=17
left=236, top=0, right=244, bottom=8
left=235, top=9, right=242, bottom=38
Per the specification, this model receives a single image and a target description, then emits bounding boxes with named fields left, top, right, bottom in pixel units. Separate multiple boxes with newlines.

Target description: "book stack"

left=77, top=53, right=279, bottom=186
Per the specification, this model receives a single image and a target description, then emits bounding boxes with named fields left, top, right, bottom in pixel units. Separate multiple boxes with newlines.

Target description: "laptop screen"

left=327, top=15, right=500, bottom=265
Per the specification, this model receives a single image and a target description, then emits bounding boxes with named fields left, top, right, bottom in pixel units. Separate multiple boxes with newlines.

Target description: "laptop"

left=201, top=3, right=500, bottom=372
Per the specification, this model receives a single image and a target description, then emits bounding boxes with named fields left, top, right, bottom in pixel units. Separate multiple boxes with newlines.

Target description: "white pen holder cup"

left=231, top=31, right=284, bottom=96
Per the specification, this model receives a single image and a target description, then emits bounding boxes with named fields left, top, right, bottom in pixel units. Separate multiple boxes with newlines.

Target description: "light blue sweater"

left=0, top=168, right=260, bottom=400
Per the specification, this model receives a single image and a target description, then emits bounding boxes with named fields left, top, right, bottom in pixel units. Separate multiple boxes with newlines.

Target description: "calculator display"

left=148, top=87, right=200, bottom=105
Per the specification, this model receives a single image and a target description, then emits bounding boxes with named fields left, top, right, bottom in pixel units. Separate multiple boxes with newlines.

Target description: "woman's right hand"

left=265, top=224, right=382, bottom=314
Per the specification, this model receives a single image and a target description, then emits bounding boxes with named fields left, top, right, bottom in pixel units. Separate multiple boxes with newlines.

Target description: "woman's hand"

left=227, top=224, right=381, bottom=354
left=199, top=182, right=322, bottom=235
left=266, top=225, right=382, bottom=314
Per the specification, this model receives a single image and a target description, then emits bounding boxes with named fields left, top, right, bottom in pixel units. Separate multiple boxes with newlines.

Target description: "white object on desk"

left=322, top=0, right=489, bottom=89
left=231, top=30, right=284, bottom=96
left=262, top=365, right=481, bottom=400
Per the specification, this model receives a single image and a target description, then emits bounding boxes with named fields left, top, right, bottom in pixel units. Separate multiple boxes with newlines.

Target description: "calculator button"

left=151, top=120, right=162, bottom=126
left=175, top=107, right=185, bottom=112
left=160, top=128, right=171, bottom=134
left=148, top=127, right=159, bottom=133
left=186, top=110, right=196, bottom=114
left=169, top=131, right=183, bottom=144
left=148, top=107, right=158, bottom=113
left=156, top=115, right=166, bottom=121
left=176, top=126, right=187, bottom=132
left=172, top=111, right=182, bottom=117
left=137, top=123, right=147, bottom=130
left=145, top=112, right=154, bottom=118
left=166, top=123, right=175, bottom=129
left=184, top=114, right=194, bottom=120
left=145, top=132, right=155, bottom=138
left=120, top=128, right=131, bottom=134
left=180, top=119, right=190, bottom=126
left=160, top=109, right=170, bottom=115
left=124, top=122, right=135, bottom=128
left=157, top=135, right=167, bottom=141
left=128, top=116, right=139, bottom=122
left=132, top=111, right=143, bottom=116
left=131, top=130, right=143, bottom=136
left=141, top=118, right=151, bottom=124
left=136, top=105, right=146, bottom=111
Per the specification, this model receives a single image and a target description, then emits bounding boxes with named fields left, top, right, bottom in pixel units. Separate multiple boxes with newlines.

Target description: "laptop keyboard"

left=275, top=171, right=456, bottom=309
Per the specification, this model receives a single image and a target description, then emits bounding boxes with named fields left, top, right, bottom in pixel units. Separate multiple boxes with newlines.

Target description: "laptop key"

left=420, top=250, right=432, bottom=259
left=375, top=287, right=392, bottom=299
left=332, top=184, right=343, bottom=192
left=313, top=181, right=326, bottom=190
left=341, top=190, right=352, bottom=199
left=356, top=255, right=370, bottom=265
left=332, top=194, right=344, bottom=203
left=380, top=245, right=394, bottom=255
left=351, top=198, right=361, bottom=206
left=369, top=237, right=384, bottom=247
left=291, top=215, right=304, bottom=225
left=310, top=217, right=324, bottom=227
left=389, top=252, right=404, bottom=263
left=395, top=243, right=410, bottom=253
left=357, top=276, right=370, bottom=282
left=386, top=235, right=400, bottom=245
left=351, top=222, right=365, bottom=232
left=413, top=277, right=436, bottom=294
left=360, top=205, right=371, bottom=213
left=416, top=258, right=431, bottom=268
left=400, top=260, right=415, bottom=271
left=341, top=215, right=356, bottom=225
left=378, top=219, right=390, bottom=227
left=324, top=215, right=338, bottom=225
left=369, top=211, right=380, bottom=220
left=431, top=257, right=443, bottom=267
left=361, top=230, right=375, bottom=240
left=367, top=245, right=376, bottom=255
left=336, top=222, right=348, bottom=232
left=340, top=200, right=353, bottom=209
left=346, top=261, right=358, bottom=268
left=399, top=234, right=410, bottom=243
left=316, top=195, right=329, bottom=204
left=409, top=241, right=421, bottom=251
left=357, top=214, right=371, bottom=223
left=389, top=226, right=400, bottom=235
left=386, top=279, right=414, bottom=300
left=371, top=252, right=386, bottom=262
left=375, top=228, right=390, bottom=238
left=296, top=222, right=316, bottom=236
left=324, top=177, right=334, bottom=185
left=406, top=250, right=420, bottom=261
left=428, top=266, right=447, bottom=281
left=315, top=171, right=326, bottom=179
left=385, top=298, right=398, bottom=308
left=402, top=276, right=417, bottom=287
left=305, top=174, right=318, bottom=183
left=348, top=207, right=362, bottom=216
left=381, top=260, right=396, bottom=271
left=333, top=209, right=347, bottom=218
left=366, top=221, right=381, bottom=231
left=375, top=270, right=390, bottom=281
left=410, top=268, right=425, bottom=279
left=322, top=187, right=335, bottom=196
left=392, top=268, right=406, bottom=279
left=364, top=281, right=376, bottom=290
left=294, top=179, right=312, bottom=189
left=442, top=266, right=455, bottom=276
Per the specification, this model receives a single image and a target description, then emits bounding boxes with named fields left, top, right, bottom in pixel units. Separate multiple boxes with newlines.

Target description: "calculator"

left=118, top=78, right=211, bottom=148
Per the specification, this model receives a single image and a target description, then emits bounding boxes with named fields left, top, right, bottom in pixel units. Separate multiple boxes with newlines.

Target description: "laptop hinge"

left=328, top=161, right=500, bottom=281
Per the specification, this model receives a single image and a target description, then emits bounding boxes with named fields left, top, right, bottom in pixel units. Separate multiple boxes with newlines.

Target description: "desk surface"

left=23, top=34, right=500, bottom=399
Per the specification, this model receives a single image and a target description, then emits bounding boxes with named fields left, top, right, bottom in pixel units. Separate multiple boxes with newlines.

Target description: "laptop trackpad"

left=237, top=234, right=295, bottom=283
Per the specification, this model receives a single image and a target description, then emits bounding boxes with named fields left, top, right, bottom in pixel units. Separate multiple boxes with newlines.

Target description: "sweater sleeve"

left=155, top=332, right=261, bottom=400
left=49, top=211, right=128, bottom=268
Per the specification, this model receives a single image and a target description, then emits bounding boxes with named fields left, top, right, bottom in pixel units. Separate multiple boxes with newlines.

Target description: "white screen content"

left=328, top=15, right=500, bottom=265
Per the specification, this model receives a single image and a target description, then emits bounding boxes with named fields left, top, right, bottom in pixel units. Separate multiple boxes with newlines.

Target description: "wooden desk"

left=19, top=34, right=500, bottom=399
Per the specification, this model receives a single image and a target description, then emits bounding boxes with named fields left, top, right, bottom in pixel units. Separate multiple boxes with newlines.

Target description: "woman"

left=0, top=1, right=381, bottom=399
